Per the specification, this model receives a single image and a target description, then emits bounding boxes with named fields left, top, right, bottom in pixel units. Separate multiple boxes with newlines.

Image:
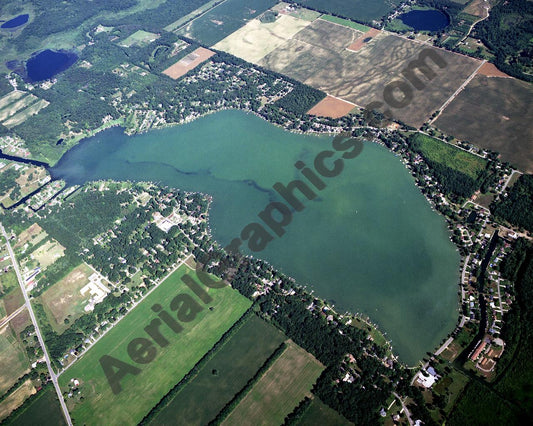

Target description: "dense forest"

left=491, top=174, right=533, bottom=232
left=474, top=0, right=533, bottom=81
left=12, top=0, right=137, bottom=51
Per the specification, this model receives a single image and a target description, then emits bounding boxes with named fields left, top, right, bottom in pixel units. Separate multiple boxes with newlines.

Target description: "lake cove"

left=26, top=49, right=78, bottom=82
left=50, top=109, right=460, bottom=365
left=399, top=9, right=450, bottom=32
left=1, top=14, right=29, bottom=29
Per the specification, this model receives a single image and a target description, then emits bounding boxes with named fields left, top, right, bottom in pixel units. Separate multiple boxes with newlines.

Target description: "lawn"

left=59, top=264, right=251, bottom=425
left=0, top=327, right=30, bottom=395
left=177, top=0, right=277, bottom=46
left=410, top=133, right=487, bottom=180
left=149, top=314, right=286, bottom=425
left=223, top=340, right=324, bottom=426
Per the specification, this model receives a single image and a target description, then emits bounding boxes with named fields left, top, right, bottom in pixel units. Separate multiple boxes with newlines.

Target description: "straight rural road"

left=0, top=223, right=73, bottom=426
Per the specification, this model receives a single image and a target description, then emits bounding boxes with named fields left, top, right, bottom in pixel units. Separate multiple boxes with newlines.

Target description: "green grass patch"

left=148, top=315, right=285, bottom=425
left=298, top=397, right=352, bottom=425
left=320, top=15, right=370, bottom=32
left=410, top=133, right=487, bottom=180
left=119, top=30, right=160, bottom=47
left=59, top=264, right=251, bottom=425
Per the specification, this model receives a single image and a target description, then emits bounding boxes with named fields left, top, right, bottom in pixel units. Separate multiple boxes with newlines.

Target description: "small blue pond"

left=1, top=14, right=29, bottom=29
left=26, top=49, right=78, bottom=82
left=399, top=9, right=449, bottom=32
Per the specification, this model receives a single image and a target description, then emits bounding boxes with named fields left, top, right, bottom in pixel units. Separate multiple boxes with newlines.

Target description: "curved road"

left=1, top=223, right=73, bottom=426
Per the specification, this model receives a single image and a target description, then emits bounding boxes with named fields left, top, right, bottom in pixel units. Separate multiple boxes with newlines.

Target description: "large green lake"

left=50, top=110, right=460, bottom=365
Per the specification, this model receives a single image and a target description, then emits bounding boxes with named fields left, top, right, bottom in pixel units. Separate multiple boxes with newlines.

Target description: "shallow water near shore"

left=50, top=109, right=460, bottom=365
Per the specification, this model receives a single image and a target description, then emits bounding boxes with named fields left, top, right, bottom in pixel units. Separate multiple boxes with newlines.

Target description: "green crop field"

left=297, top=0, right=401, bottom=22
left=223, top=341, right=324, bottom=426
left=177, top=0, right=277, bottom=46
left=149, top=315, right=286, bottom=425
left=6, top=387, right=66, bottom=426
left=319, top=15, right=370, bottom=32
left=58, top=264, right=251, bottom=425
left=410, top=133, right=487, bottom=179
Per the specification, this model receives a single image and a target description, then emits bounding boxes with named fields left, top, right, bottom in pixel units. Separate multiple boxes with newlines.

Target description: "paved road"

left=394, top=392, right=414, bottom=426
left=1, top=223, right=73, bottom=426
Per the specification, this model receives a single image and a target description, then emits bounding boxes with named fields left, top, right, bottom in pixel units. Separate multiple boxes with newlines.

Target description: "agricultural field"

left=296, top=0, right=401, bottom=22
left=59, top=264, right=251, bottom=425
left=257, top=18, right=481, bottom=127
left=409, top=133, right=487, bottom=180
left=149, top=314, right=286, bottom=425
left=319, top=15, right=370, bottom=32
left=222, top=340, right=324, bottom=426
left=2, top=287, right=24, bottom=317
left=435, top=75, right=533, bottom=173
left=0, top=327, right=29, bottom=395
left=13, top=224, right=47, bottom=250
left=0, top=379, right=36, bottom=421
left=307, top=95, right=355, bottom=118
left=38, top=263, right=99, bottom=333
left=214, top=14, right=312, bottom=64
left=162, top=47, right=215, bottom=80
left=298, top=397, right=353, bottom=426
left=5, top=386, right=66, bottom=426
left=118, top=30, right=160, bottom=48
left=0, top=91, right=48, bottom=130
left=176, top=0, right=277, bottom=46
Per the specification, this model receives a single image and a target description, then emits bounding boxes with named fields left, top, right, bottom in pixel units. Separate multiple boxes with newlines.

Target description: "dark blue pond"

left=1, top=14, right=29, bottom=29
left=26, top=49, right=78, bottom=82
left=399, top=9, right=449, bottom=32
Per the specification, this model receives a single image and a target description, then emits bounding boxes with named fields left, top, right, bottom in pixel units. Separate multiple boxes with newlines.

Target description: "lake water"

left=50, top=110, right=460, bottom=365
left=26, top=49, right=78, bottom=82
left=1, top=14, right=29, bottom=29
left=399, top=9, right=449, bottom=32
